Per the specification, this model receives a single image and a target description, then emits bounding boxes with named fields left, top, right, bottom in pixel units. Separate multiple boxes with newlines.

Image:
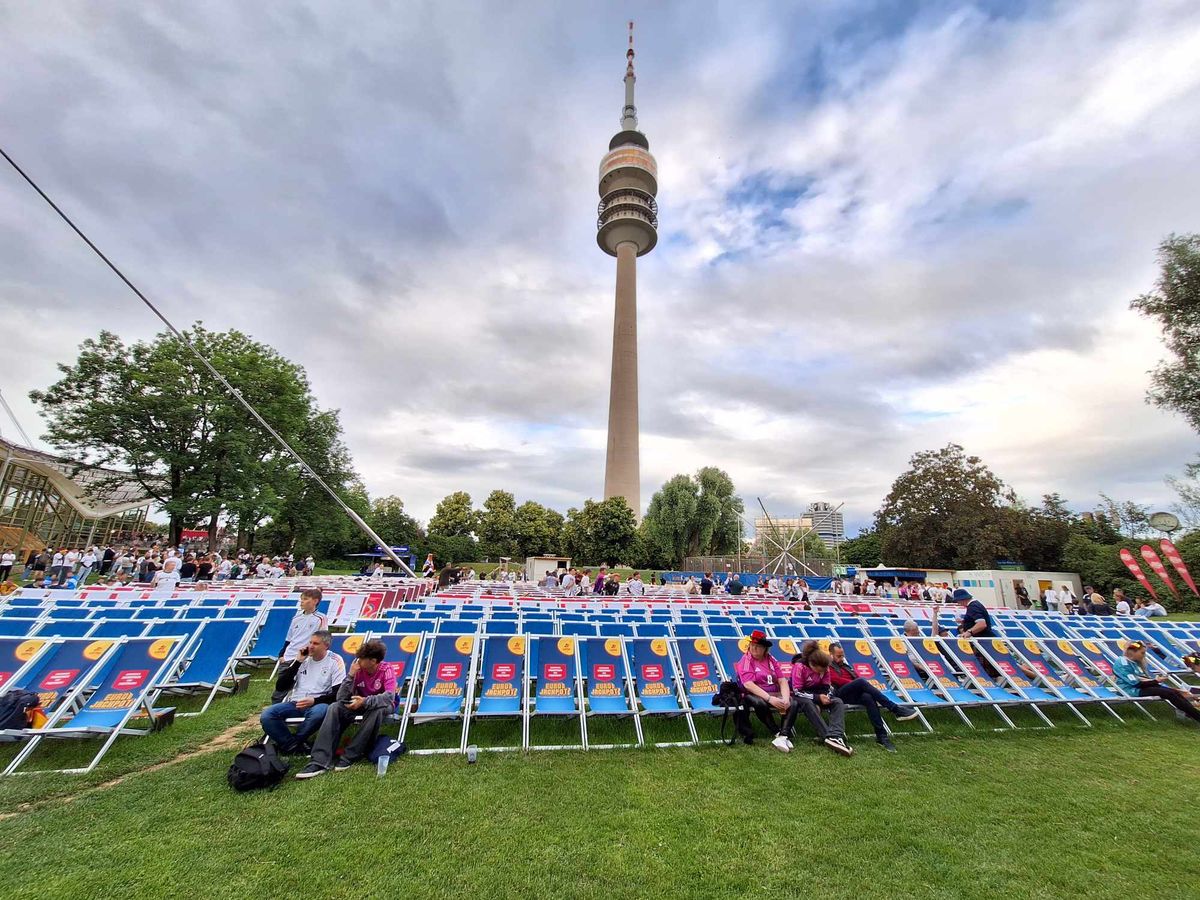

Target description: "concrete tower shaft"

left=599, top=22, right=656, bottom=519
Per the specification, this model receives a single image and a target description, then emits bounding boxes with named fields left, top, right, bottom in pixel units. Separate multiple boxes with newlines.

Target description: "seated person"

left=295, top=640, right=397, bottom=778
left=1134, top=599, right=1169, bottom=618
left=827, top=641, right=917, bottom=753
left=260, top=630, right=346, bottom=753
left=1112, top=641, right=1200, bottom=726
left=777, top=643, right=853, bottom=756
left=1087, top=593, right=1114, bottom=616
left=733, top=630, right=789, bottom=745
left=1113, top=589, right=1132, bottom=616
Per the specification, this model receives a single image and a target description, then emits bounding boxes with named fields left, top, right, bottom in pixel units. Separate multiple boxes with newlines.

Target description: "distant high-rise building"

left=598, top=22, right=658, bottom=519
left=806, top=502, right=845, bottom=546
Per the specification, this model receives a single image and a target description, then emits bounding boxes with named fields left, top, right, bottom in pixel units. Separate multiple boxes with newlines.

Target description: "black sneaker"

left=294, top=763, right=326, bottom=780
left=892, top=706, right=919, bottom=722
left=823, top=736, right=854, bottom=757
left=741, top=735, right=754, bottom=746
left=333, top=757, right=354, bottom=772
left=876, top=735, right=898, bottom=753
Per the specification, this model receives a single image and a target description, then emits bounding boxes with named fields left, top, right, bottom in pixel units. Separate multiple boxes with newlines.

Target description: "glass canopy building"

left=0, top=436, right=151, bottom=556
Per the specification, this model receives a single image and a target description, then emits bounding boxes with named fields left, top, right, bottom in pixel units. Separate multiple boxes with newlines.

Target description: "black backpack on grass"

left=227, top=742, right=289, bottom=792
left=0, top=690, right=40, bottom=730
left=711, top=680, right=743, bottom=746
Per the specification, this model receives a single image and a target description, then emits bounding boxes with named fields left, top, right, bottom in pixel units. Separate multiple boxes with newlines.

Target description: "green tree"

left=30, top=326, right=333, bottom=545
left=640, top=467, right=745, bottom=567
left=512, top=501, right=564, bottom=559
left=641, top=475, right=699, bottom=567
left=427, top=491, right=478, bottom=538
left=875, top=444, right=1016, bottom=569
left=1131, top=233, right=1200, bottom=432
left=562, top=497, right=637, bottom=565
left=840, top=528, right=883, bottom=567
left=477, top=490, right=518, bottom=559
left=368, top=495, right=425, bottom=549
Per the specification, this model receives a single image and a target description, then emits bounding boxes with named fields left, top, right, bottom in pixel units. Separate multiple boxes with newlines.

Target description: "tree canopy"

left=30, top=326, right=350, bottom=547
left=1132, top=233, right=1200, bottom=432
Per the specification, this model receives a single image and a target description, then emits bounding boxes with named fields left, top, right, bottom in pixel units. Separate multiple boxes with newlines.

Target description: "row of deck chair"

left=0, top=635, right=189, bottom=774
left=275, top=630, right=1194, bottom=755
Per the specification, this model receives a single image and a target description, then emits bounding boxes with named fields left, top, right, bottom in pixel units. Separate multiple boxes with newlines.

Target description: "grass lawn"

left=0, top=676, right=1197, bottom=899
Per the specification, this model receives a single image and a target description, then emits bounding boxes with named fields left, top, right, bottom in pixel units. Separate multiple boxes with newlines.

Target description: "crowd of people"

left=0, top=543, right=318, bottom=589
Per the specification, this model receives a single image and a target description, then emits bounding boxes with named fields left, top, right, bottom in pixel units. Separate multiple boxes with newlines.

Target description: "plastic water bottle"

left=466, top=744, right=478, bottom=764
left=376, top=754, right=390, bottom=778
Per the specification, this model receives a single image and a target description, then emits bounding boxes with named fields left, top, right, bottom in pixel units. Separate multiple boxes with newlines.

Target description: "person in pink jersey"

left=732, top=630, right=790, bottom=745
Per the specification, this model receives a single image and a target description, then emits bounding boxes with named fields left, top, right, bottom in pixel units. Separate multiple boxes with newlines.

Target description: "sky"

left=1, top=1, right=1198, bottom=536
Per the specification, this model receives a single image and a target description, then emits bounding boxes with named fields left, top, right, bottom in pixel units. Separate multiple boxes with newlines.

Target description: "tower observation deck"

left=598, top=22, right=657, bottom=518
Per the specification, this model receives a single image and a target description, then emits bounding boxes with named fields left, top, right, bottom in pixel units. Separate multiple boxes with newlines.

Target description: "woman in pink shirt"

left=733, top=630, right=791, bottom=745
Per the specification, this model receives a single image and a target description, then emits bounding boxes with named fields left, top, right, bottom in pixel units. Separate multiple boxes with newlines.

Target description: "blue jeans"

left=260, top=701, right=329, bottom=748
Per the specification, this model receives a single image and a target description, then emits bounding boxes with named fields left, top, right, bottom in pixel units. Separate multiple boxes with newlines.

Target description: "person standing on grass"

left=734, top=631, right=789, bottom=745
left=261, top=631, right=345, bottom=754
left=1112, top=641, right=1200, bottom=726
left=295, top=639, right=397, bottom=778
left=627, top=572, right=645, bottom=596
left=827, top=641, right=918, bottom=753
left=700, top=572, right=714, bottom=596
left=0, top=548, right=14, bottom=582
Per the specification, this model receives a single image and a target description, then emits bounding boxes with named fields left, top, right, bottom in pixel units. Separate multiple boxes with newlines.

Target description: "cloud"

left=1, top=1, right=1198, bottom=535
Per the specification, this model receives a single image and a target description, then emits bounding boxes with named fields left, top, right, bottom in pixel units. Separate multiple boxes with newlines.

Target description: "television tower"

left=597, top=21, right=658, bottom=518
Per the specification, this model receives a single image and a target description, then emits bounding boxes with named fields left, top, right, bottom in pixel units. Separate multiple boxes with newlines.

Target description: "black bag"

left=711, top=680, right=743, bottom=746
left=227, top=742, right=290, bottom=792
left=0, top=689, right=40, bottom=730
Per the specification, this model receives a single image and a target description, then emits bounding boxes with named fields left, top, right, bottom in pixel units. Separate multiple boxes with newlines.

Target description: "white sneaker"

left=784, top=737, right=794, bottom=751
left=771, top=734, right=792, bottom=753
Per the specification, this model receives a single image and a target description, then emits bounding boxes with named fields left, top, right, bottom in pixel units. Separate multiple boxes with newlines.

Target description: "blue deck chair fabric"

left=243, top=607, right=295, bottom=660
left=837, top=639, right=906, bottom=706
left=372, top=633, right=423, bottom=688
left=171, top=619, right=252, bottom=688
left=437, top=620, right=479, bottom=636
left=4, top=638, right=113, bottom=716
left=49, top=637, right=183, bottom=732
left=90, top=621, right=151, bottom=639
left=675, top=638, right=722, bottom=709
left=1041, top=640, right=1124, bottom=700
left=872, top=638, right=957, bottom=706
left=330, top=633, right=370, bottom=672
left=714, top=638, right=747, bottom=682
left=978, top=639, right=1054, bottom=700
left=0, top=620, right=39, bottom=638
left=630, top=638, right=680, bottom=713
left=633, top=623, right=670, bottom=638
left=672, top=623, right=706, bottom=638
left=415, top=635, right=475, bottom=717
left=584, top=638, right=633, bottom=714
left=1016, top=638, right=1095, bottom=702
left=32, top=620, right=96, bottom=638
left=99, top=608, right=137, bottom=620
left=562, top=622, right=599, bottom=637
left=475, top=635, right=525, bottom=716
left=534, top=637, right=579, bottom=715
left=522, top=620, right=557, bottom=636
left=0, top=637, right=52, bottom=691
left=599, top=623, right=634, bottom=637
left=938, top=639, right=1021, bottom=703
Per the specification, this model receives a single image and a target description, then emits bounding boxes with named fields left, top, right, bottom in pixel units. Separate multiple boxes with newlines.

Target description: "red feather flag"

left=1160, top=539, right=1199, bottom=597
left=1140, top=545, right=1179, bottom=597
left=1119, top=548, right=1158, bottom=600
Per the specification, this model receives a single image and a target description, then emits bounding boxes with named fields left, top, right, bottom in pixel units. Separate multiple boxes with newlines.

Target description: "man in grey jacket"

left=295, top=640, right=396, bottom=778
